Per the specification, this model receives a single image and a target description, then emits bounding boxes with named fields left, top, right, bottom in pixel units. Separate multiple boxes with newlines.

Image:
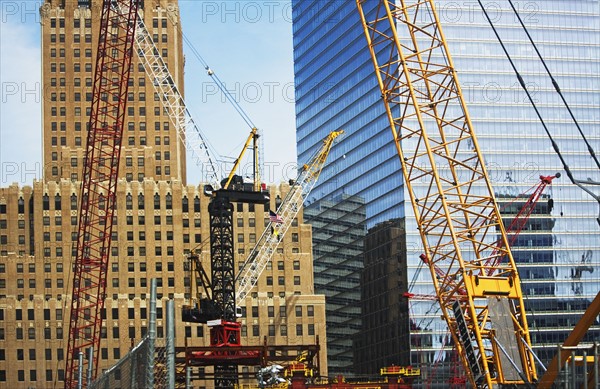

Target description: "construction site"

left=0, top=0, right=599, bottom=388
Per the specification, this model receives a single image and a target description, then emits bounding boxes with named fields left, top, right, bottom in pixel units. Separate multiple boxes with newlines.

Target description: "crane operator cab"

left=203, top=174, right=268, bottom=197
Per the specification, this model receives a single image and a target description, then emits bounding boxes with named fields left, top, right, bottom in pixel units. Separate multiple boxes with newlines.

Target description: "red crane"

left=486, top=173, right=560, bottom=272
left=64, top=1, right=139, bottom=388
left=414, top=173, right=560, bottom=297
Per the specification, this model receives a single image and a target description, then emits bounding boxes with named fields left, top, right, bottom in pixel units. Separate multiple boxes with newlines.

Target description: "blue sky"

left=0, top=1, right=297, bottom=186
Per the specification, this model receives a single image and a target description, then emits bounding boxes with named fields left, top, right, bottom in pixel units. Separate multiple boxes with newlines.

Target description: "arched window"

left=194, top=196, right=200, bottom=212
left=138, top=193, right=145, bottom=209
left=154, top=193, right=160, bottom=210
left=182, top=196, right=188, bottom=212
left=165, top=193, right=172, bottom=210
left=126, top=193, right=133, bottom=210
left=42, top=194, right=50, bottom=210
left=54, top=194, right=62, bottom=210
left=71, top=194, right=78, bottom=210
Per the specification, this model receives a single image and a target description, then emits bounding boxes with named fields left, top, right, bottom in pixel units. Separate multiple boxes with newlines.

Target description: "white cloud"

left=0, top=18, right=42, bottom=186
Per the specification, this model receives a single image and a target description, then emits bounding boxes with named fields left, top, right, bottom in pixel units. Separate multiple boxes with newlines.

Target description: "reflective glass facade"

left=293, top=0, right=404, bottom=375
left=293, top=0, right=600, bottom=375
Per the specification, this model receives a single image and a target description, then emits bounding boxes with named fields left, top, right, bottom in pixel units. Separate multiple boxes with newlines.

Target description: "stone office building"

left=0, top=0, right=328, bottom=387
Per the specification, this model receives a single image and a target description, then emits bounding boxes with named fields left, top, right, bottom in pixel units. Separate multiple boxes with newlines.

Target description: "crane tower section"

left=65, top=1, right=139, bottom=388
left=356, top=1, right=537, bottom=387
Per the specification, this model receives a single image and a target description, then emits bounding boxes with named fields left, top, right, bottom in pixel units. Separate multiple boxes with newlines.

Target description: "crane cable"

left=476, top=0, right=600, bottom=225
left=507, top=0, right=600, bottom=172
left=176, top=24, right=265, bottom=181
left=180, top=33, right=256, bottom=130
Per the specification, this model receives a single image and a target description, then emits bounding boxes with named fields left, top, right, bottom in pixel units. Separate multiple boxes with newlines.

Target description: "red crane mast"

left=486, top=174, right=560, bottom=272
left=64, top=1, right=139, bottom=388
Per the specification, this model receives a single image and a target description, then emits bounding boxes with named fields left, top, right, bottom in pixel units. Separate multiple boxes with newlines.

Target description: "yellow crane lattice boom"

left=356, top=1, right=537, bottom=387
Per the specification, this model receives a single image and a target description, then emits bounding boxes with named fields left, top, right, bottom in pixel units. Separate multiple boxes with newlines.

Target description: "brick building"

left=0, top=0, right=327, bottom=387
left=40, top=0, right=186, bottom=183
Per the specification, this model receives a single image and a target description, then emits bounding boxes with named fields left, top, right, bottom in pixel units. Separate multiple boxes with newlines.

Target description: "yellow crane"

left=356, top=1, right=537, bottom=387
left=236, top=130, right=343, bottom=304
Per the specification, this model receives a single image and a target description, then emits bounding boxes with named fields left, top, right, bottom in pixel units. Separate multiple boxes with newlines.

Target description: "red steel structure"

left=486, top=173, right=559, bottom=272
left=65, top=1, right=139, bottom=388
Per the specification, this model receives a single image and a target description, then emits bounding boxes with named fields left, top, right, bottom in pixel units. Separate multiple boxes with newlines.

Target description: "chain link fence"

left=153, top=338, right=169, bottom=388
left=89, top=336, right=155, bottom=389
left=88, top=280, right=175, bottom=389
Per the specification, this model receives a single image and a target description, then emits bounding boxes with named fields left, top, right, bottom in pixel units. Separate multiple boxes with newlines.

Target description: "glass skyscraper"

left=293, top=0, right=600, bottom=376
left=293, top=0, right=404, bottom=375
